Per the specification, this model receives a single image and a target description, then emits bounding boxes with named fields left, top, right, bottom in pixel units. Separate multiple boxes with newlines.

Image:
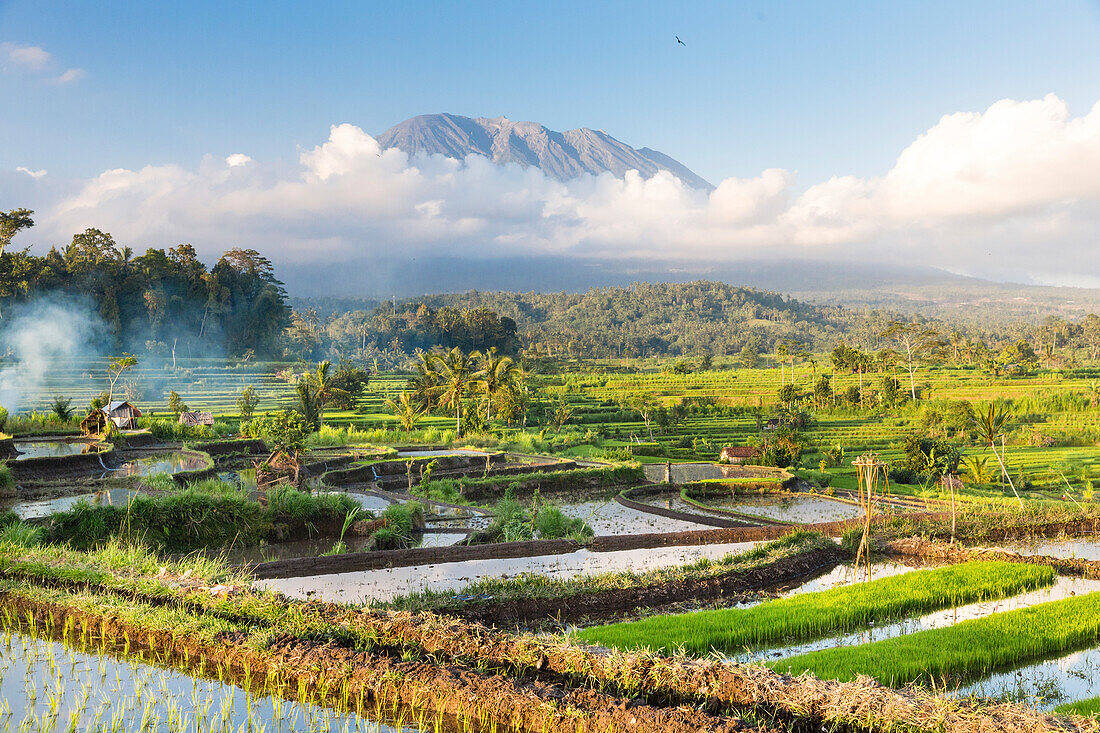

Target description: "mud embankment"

left=885, top=537, right=1100, bottom=578
left=450, top=543, right=850, bottom=626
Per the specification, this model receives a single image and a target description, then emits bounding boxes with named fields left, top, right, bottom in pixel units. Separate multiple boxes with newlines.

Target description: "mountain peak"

left=376, top=113, right=713, bottom=190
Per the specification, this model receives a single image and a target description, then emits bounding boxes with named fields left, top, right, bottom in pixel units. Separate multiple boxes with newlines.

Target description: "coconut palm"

left=300, top=360, right=349, bottom=427
left=429, top=347, right=482, bottom=438
left=385, top=391, right=428, bottom=433
left=970, top=401, right=1023, bottom=508
left=407, top=352, right=438, bottom=409
left=962, top=455, right=993, bottom=484
left=479, top=347, right=522, bottom=423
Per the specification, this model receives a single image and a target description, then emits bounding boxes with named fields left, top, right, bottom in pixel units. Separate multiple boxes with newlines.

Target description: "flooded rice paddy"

left=707, top=494, right=865, bottom=524
left=260, top=540, right=761, bottom=604
left=1, top=488, right=141, bottom=520
left=11, top=440, right=97, bottom=459
left=557, top=498, right=716, bottom=534
left=111, top=452, right=207, bottom=477
left=975, top=537, right=1100, bottom=561
left=0, top=629, right=406, bottom=733
left=396, top=449, right=488, bottom=458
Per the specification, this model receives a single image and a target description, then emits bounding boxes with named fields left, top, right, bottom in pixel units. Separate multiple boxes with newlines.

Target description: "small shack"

left=763, top=418, right=781, bottom=431
left=939, top=474, right=963, bottom=492
left=179, top=411, right=214, bottom=427
left=719, top=446, right=761, bottom=465
left=80, top=401, right=142, bottom=436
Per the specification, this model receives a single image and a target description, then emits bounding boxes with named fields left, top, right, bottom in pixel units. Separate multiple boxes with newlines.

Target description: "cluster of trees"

left=284, top=303, right=519, bottom=364
left=395, top=347, right=527, bottom=437
left=0, top=210, right=290, bottom=357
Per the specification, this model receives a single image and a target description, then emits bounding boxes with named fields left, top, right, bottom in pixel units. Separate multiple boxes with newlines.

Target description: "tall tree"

left=429, top=347, right=481, bottom=438
left=478, top=347, right=521, bottom=422
left=970, top=401, right=1023, bottom=508
left=880, top=321, right=943, bottom=402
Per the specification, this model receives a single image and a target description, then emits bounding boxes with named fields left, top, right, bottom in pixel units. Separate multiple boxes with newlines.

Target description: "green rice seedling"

left=1057, top=695, right=1100, bottom=716
left=778, top=589, right=1100, bottom=686
left=577, top=561, right=1054, bottom=656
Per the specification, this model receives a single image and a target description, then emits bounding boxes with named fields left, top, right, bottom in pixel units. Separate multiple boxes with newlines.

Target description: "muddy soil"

left=449, top=544, right=849, bottom=626
left=884, top=537, right=1100, bottom=578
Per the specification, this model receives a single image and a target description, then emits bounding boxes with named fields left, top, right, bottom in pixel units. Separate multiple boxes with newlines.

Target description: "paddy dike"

left=448, top=542, right=849, bottom=625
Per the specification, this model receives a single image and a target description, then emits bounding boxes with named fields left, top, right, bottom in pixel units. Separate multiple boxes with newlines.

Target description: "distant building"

left=719, top=446, right=761, bottom=465
left=81, top=401, right=142, bottom=435
left=178, top=411, right=214, bottom=427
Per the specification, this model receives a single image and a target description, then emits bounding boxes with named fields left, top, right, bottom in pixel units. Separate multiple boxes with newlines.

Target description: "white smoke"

left=0, top=300, right=102, bottom=414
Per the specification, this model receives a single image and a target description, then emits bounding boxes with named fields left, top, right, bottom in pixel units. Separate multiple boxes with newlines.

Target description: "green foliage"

left=45, top=481, right=358, bottom=552
left=896, top=433, right=961, bottom=478
left=0, top=406, right=8, bottom=434
left=242, top=410, right=311, bottom=453
left=49, top=396, right=74, bottom=422
left=579, top=562, right=1053, bottom=656
left=778, top=583, right=1100, bottom=686
left=0, top=462, right=12, bottom=491
left=533, top=504, right=594, bottom=541
left=328, top=361, right=369, bottom=410
left=237, top=385, right=260, bottom=422
left=167, top=390, right=187, bottom=418
left=142, top=417, right=231, bottom=441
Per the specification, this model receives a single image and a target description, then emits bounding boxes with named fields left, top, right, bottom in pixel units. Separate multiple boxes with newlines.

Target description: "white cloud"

left=33, top=95, right=1100, bottom=285
left=225, top=153, right=252, bottom=167
left=0, top=43, right=51, bottom=71
left=1, top=42, right=84, bottom=84
left=15, top=167, right=46, bottom=179
left=52, top=68, right=86, bottom=85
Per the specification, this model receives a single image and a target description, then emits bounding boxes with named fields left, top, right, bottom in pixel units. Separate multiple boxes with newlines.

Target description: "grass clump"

left=577, top=561, right=1054, bottom=656
left=1056, top=696, right=1100, bottom=716
left=45, top=480, right=360, bottom=553
left=777, top=589, right=1100, bottom=686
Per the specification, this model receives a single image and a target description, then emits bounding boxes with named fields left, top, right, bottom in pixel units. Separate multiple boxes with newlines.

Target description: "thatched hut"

left=81, top=401, right=142, bottom=435
left=178, top=411, right=214, bottom=427
left=719, top=446, right=761, bottom=465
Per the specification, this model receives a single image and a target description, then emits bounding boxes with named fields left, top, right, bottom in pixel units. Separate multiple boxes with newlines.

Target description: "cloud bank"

left=24, top=94, right=1100, bottom=287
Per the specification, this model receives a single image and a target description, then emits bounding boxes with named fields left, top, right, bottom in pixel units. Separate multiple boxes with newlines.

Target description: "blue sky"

left=5, top=1, right=1100, bottom=293
left=4, top=0, right=1099, bottom=184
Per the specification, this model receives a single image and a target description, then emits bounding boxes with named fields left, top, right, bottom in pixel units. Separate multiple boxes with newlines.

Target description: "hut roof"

left=721, top=446, right=760, bottom=458
left=179, top=411, right=214, bottom=427
left=105, top=401, right=141, bottom=416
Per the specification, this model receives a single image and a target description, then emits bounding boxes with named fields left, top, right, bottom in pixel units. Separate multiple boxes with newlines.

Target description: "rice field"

left=776, top=590, right=1100, bottom=687
left=575, top=561, right=1054, bottom=656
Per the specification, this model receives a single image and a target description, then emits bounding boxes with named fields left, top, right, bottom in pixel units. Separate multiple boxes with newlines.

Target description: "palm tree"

left=970, top=401, right=1023, bottom=508
left=385, top=391, right=428, bottom=433
left=429, top=347, right=481, bottom=438
left=407, top=351, right=439, bottom=409
left=479, top=348, right=521, bottom=423
left=300, top=360, right=349, bottom=427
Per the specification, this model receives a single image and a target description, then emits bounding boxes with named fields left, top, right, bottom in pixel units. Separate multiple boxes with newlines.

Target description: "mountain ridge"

left=376, top=113, right=714, bottom=190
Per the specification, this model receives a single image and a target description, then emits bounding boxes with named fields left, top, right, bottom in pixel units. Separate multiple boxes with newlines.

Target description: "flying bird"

left=675, top=36, right=686, bottom=46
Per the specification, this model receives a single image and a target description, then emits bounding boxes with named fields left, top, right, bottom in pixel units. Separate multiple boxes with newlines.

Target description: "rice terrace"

left=8, top=3, right=1100, bottom=731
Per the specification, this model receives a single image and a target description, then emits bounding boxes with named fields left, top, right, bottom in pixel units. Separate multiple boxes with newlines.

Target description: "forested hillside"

left=290, top=281, right=897, bottom=361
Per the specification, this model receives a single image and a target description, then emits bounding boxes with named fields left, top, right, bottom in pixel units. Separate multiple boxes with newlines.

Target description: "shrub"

left=533, top=505, right=593, bottom=541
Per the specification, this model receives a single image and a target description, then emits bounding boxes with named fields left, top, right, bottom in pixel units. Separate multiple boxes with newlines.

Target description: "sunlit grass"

left=577, top=561, right=1054, bottom=656
left=777, top=590, right=1100, bottom=686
